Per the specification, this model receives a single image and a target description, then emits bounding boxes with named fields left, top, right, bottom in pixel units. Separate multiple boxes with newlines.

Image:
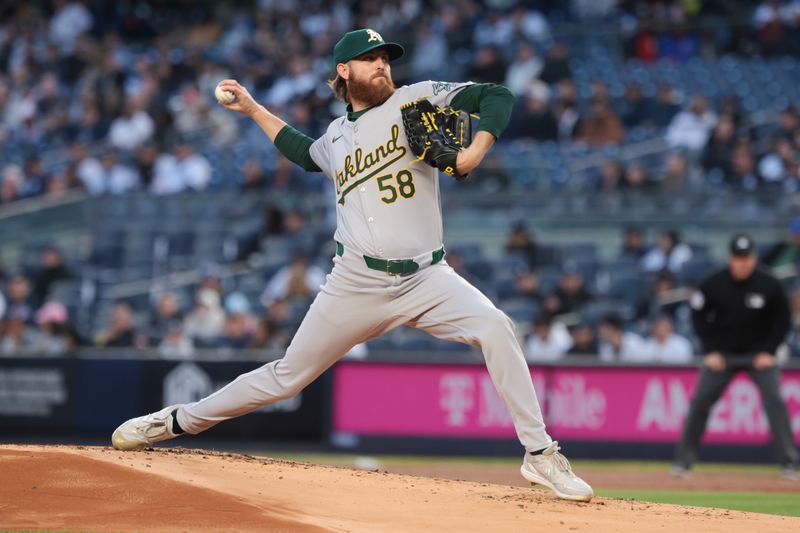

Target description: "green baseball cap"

left=333, top=28, right=404, bottom=65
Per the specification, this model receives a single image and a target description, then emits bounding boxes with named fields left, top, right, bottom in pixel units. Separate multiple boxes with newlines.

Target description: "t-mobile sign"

left=332, top=363, right=800, bottom=444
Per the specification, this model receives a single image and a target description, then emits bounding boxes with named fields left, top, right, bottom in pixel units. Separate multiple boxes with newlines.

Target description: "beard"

left=348, top=71, right=396, bottom=107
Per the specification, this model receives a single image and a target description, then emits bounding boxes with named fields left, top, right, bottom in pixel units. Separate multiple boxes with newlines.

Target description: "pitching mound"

left=1, top=445, right=798, bottom=533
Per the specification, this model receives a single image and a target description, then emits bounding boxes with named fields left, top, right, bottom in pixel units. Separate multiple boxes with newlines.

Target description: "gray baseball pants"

left=176, top=248, right=552, bottom=452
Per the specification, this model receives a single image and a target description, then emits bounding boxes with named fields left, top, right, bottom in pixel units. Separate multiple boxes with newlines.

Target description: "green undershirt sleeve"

left=449, top=83, right=515, bottom=139
left=273, top=125, right=322, bottom=172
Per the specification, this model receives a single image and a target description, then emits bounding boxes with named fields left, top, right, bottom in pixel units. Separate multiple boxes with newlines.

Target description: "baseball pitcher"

left=112, top=29, right=593, bottom=502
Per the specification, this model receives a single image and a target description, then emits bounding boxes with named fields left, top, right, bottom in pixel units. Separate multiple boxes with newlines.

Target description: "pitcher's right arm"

left=216, top=79, right=321, bottom=172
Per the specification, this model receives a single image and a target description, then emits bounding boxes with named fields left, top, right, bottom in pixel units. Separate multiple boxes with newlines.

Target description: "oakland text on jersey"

left=335, top=124, right=406, bottom=205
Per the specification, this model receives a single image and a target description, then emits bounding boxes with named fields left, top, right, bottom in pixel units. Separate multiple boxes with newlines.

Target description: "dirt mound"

left=1, top=445, right=798, bottom=533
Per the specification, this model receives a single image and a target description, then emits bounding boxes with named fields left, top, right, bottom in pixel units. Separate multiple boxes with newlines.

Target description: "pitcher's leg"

left=404, top=265, right=550, bottom=452
left=178, top=289, right=383, bottom=434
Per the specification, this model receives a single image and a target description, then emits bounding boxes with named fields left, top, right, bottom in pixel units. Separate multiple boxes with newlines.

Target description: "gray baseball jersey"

left=176, top=80, right=553, bottom=455
left=309, top=81, right=470, bottom=259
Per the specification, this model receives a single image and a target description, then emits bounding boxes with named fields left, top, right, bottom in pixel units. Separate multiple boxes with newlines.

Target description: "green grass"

left=597, top=489, right=800, bottom=517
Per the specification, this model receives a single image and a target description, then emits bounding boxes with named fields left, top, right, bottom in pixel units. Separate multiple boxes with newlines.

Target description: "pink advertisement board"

left=332, top=363, right=800, bottom=444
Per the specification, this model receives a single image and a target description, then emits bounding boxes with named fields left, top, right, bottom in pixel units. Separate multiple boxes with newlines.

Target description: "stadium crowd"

left=4, top=218, right=800, bottom=361
left=0, top=1, right=799, bottom=204
left=2, top=1, right=800, bottom=360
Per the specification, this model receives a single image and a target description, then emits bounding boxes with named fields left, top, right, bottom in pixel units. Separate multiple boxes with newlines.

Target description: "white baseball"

left=215, top=85, right=235, bottom=104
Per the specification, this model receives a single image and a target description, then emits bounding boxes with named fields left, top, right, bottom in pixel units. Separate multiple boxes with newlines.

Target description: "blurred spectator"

left=4, top=275, right=34, bottom=324
left=618, top=83, right=654, bottom=129
left=175, top=143, right=213, bottom=191
left=134, top=144, right=159, bottom=190
left=506, top=81, right=557, bottom=141
left=225, top=291, right=257, bottom=329
left=262, top=297, right=297, bottom=348
left=728, top=139, right=760, bottom=189
left=466, top=45, right=508, bottom=84
left=149, top=291, right=185, bottom=339
left=95, top=302, right=146, bottom=348
left=649, top=83, right=681, bottom=129
left=622, top=163, right=652, bottom=190
left=567, top=323, right=599, bottom=355
left=574, top=99, right=624, bottom=146
left=50, top=162, right=86, bottom=196
left=666, top=95, right=718, bottom=151
left=79, top=150, right=140, bottom=195
left=641, top=230, right=693, bottom=273
left=150, top=143, right=212, bottom=194
left=620, top=226, right=647, bottom=260
left=32, top=246, right=72, bottom=307
left=525, top=313, right=572, bottom=361
left=649, top=271, right=684, bottom=319
left=0, top=314, right=36, bottom=355
left=443, top=250, right=473, bottom=282
left=505, top=42, right=544, bottom=96
left=108, top=100, right=155, bottom=151
left=50, top=0, right=94, bottom=51
left=219, top=312, right=254, bottom=349
left=598, top=160, right=624, bottom=193
left=758, top=137, right=797, bottom=186
left=661, top=152, right=693, bottom=192
left=261, top=254, right=326, bottom=307
left=183, top=288, right=226, bottom=343
left=513, top=270, right=542, bottom=302
left=20, top=156, right=48, bottom=199
left=410, top=23, right=448, bottom=79
left=630, top=24, right=659, bottom=63
left=249, top=318, right=279, bottom=350
left=701, top=115, right=737, bottom=177
left=538, top=43, right=572, bottom=85
left=753, top=0, right=791, bottom=56
left=158, top=320, right=195, bottom=359
left=642, top=316, right=694, bottom=363
left=762, top=216, right=800, bottom=271
left=1, top=164, right=24, bottom=205
left=510, top=6, right=550, bottom=43
left=241, top=158, right=268, bottom=191
left=659, top=27, right=700, bottom=63
left=505, top=221, right=552, bottom=270
left=473, top=10, right=514, bottom=48
left=32, top=301, right=81, bottom=355
left=551, top=265, right=593, bottom=314
left=598, top=312, right=647, bottom=362
left=553, top=79, right=580, bottom=141
left=777, top=106, right=799, bottom=142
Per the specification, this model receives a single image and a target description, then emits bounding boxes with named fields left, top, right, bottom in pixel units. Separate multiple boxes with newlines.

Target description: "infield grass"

left=597, top=489, right=800, bottom=516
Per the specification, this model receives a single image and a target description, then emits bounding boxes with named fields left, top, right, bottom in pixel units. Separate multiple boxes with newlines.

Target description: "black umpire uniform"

left=674, top=234, right=799, bottom=472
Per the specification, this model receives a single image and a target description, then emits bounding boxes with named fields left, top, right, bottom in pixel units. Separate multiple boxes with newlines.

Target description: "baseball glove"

left=400, top=98, right=472, bottom=180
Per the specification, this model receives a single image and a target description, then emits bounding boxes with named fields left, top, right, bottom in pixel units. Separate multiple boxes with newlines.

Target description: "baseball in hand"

left=215, top=84, right=235, bottom=104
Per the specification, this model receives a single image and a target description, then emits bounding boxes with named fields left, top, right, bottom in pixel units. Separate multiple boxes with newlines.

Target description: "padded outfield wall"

left=1, top=355, right=798, bottom=461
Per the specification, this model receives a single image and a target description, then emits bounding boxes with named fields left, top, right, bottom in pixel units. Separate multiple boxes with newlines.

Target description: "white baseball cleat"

left=111, top=404, right=185, bottom=451
left=520, top=441, right=594, bottom=502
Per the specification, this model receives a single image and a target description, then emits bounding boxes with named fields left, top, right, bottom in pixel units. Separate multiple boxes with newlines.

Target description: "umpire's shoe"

left=521, top=441, right=594, bottom=502
left=112, top=404, right=186, bottom=451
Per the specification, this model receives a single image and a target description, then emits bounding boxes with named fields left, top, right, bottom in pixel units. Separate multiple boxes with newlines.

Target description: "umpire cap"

left=729, top=234, right=756, bottom=257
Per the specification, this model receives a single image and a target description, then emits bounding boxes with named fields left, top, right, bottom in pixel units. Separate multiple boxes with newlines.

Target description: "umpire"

left=673, top=234, right=798, bottom=478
